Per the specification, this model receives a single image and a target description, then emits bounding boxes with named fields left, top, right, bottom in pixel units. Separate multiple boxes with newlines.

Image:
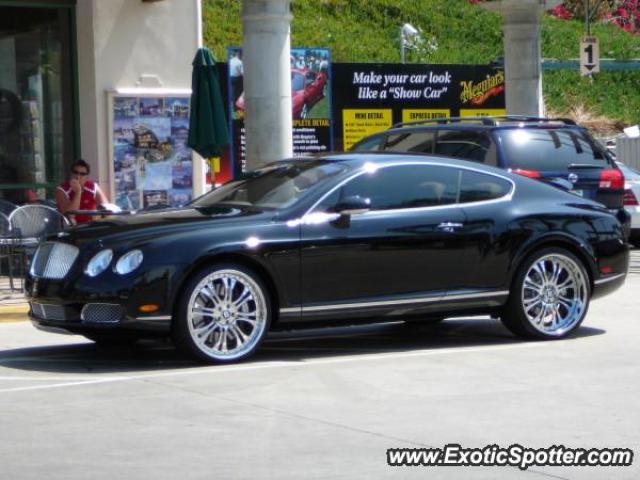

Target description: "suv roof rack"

left=392, top=115, right=577, bottom=129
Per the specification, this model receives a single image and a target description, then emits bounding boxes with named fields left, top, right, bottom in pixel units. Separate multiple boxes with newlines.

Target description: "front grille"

left=30, top=242, right=79, bottom=279
left=81, top=303, right=124, bottom=324
left=30, top=303, right=69, bottom=321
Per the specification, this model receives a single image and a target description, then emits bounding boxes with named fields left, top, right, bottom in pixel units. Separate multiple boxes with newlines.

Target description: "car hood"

left=56, top=206, right=275, bottom=246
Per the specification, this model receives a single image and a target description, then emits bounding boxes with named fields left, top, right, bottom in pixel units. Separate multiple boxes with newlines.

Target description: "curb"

left=0, top=304, right=29, bottom=323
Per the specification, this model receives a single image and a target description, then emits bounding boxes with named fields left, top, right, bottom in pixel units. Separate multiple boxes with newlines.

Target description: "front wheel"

left=501, top=248, right=590, bottom=339
left=172, top=264, right=271, bottom=363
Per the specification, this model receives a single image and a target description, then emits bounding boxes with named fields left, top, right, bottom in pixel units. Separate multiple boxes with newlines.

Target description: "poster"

left=111, top=94, right=193, bottom=210
left=228, top=46, right=333, bottom=174
left=330, top=64, right=506, bottom=151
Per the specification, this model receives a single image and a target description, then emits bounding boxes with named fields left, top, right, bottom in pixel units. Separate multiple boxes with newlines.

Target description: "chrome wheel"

left=186, top=269, right=267, bottom=361
left=520, top=253, right=588, bottom=336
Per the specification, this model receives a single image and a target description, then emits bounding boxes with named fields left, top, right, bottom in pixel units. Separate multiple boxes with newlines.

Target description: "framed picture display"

left=107, top=89, right=193, bottom=211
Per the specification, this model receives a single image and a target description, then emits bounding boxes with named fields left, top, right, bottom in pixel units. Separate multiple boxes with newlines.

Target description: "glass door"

left=0, top=2, right=76, bottom=208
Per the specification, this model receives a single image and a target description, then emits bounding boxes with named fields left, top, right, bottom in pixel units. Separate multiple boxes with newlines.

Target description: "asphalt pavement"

left=0, top=253, right=639, bottom=479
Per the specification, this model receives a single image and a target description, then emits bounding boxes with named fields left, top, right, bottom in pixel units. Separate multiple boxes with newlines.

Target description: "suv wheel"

left=502, top=248, right=590, bottom=339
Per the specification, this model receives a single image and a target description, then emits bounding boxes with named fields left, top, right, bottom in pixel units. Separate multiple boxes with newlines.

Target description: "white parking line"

left=0, top=340, right=556, bottom=394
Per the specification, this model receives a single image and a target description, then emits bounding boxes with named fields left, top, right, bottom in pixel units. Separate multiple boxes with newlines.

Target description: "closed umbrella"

left=187, top=47, right=229, bottom=158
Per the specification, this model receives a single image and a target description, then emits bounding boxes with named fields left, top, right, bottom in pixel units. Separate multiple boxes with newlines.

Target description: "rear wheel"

left=501, top=248, right=590, bottom=339
left=172, top=264, right=271, bottom=363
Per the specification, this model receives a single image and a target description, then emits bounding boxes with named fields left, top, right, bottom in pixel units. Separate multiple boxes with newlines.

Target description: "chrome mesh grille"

left=30, top=303, right=68, bottom=321
left=81, top=303, right=124, bottom=324
left=30, top=242, right=79, bottom=279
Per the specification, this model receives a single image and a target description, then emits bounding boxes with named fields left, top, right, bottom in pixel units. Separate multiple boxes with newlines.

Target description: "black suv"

left=351, top=116, right=627, bottom=224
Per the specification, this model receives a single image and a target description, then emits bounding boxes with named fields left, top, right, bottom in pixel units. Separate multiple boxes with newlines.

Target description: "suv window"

left=384, top=131, right=436, bottom=154
left=321, top=164, right=459, bottom=211
left=497, top=128, right=608, bottom=171
left=351, top=135, right=384, bottom=152
left=459, top=170, right=511, bottom=203
left=435, top=130, right=496, bottom=165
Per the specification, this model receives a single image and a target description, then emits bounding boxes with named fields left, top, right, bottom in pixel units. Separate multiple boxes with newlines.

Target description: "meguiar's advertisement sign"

left=218, top=60, right=505, bottom=177
left=331, top=63, right=505, bottom=151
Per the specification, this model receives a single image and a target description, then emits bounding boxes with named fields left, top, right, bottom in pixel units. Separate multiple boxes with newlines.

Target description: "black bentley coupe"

left=26, top=153, right=628, bottom=363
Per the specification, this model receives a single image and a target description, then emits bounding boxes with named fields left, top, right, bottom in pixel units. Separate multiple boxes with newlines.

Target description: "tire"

left=85, top=333, right=139, bottom=347
left=172, top=264, right=271, bottom=364
left=501, top=247, right=590, bottom=340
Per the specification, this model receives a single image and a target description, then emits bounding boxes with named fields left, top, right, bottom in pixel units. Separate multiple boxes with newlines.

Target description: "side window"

left=351, top=135, right=385, bottom=152
left=383, top=131, right=436, bottom=154
left=321, top=165, right=460, bottom=211
left=459, top=170, right=511, bottom=203
left=435, top=130, right=495, bottom=165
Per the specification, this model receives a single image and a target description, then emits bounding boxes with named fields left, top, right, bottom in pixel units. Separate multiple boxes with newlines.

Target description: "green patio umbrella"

left=187, top=47, right=229, bottom=158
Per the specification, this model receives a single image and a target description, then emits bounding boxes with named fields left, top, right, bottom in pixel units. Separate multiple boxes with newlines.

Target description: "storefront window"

left=0, top=2, right=76, bottom=206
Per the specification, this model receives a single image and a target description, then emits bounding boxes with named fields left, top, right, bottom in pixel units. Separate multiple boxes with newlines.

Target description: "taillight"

left=599, top=169, right=624, bottom=189
left=510, top=168, right=541, bottom=179
left=623, top=189, right=638, bottom=206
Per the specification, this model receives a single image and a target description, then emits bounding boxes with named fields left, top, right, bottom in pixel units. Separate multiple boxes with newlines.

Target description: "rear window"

left=459, top=170, right=511, bottom=203
left=498, top=128, right=608, bottom=171
left=351, top=135, right=384, bottom=152
left=384, top=131, right=437, bottom=154
left=435, top=130, right=496, bottom=165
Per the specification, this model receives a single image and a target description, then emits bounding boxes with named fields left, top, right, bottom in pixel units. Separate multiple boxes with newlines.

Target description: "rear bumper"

left=592, top=272, right=627, bottom=300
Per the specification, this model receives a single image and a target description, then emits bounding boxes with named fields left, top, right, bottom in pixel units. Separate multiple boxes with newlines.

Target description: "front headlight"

left=115, top=249, right=143, bottom=275
left=85, top=249, right=113, bottom=277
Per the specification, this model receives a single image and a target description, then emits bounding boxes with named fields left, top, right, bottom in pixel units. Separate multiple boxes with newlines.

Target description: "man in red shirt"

left=56, top=159, right=109, bottom=224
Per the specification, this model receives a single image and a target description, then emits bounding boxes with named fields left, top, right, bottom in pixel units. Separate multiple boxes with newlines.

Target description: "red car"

left=235, top=68, right=327, bottom=119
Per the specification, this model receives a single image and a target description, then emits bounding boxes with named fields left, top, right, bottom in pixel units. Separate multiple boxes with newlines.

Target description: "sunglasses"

left=72, top=170, right=88, bottom=176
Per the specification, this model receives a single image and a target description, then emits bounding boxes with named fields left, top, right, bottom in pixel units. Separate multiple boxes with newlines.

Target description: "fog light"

left=139, top=304, right=159, bottom=313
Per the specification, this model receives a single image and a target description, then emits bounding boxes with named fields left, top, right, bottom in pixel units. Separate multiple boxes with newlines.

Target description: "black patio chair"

left=8, top=205, right=70, bottom=284
left=0, top=212, right=18, bottom=291
left=0, top=199, right=17, bottom=217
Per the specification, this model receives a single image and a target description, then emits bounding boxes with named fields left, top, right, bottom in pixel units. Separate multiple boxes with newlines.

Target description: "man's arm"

left=95, top=184, right=109, bottom=206
left=56, top=184, right=81, bottom=213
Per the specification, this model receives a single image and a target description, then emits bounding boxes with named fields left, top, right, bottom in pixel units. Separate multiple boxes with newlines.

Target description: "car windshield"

left=497, top=128, right=608, bottom=171
left=292, top=72, right=305, bottom=92
left=191, top=160, right=348, bottom=210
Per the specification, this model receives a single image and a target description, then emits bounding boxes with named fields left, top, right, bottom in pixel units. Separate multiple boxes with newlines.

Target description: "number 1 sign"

left=580, top=36, right=600, bottom=76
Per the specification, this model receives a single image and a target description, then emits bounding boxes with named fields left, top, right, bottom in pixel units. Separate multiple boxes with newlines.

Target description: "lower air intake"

left=80, top=303, right=124, bottom=324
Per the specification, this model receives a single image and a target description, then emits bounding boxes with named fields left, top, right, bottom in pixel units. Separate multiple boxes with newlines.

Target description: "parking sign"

left=580, top=36, right=600, bottom=76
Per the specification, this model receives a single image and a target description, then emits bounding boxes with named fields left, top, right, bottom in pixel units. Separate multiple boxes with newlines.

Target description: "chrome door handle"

left=437, top=222, right=463, bottom=232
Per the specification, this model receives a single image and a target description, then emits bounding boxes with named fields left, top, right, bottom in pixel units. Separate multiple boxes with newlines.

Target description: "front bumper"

left=25, top=264, right=182, bottom=337
left=28, top=301, right=171, bottom=336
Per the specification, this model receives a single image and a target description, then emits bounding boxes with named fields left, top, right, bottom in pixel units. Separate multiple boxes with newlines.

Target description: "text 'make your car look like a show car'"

left=26, top=153, right=629, bottom=363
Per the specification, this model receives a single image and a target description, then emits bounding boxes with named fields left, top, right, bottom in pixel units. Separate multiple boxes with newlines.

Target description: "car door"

left=299, top=163, right=468, bottom=318
left=453, top=168, right=516, bottom=293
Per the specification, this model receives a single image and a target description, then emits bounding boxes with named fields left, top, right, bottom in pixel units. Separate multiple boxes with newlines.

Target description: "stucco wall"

left=76, top=0, right=201, bottom=197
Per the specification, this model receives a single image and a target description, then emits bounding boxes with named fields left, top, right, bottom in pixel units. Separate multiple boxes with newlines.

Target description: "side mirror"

left=332, top=196, right=371, bottom=216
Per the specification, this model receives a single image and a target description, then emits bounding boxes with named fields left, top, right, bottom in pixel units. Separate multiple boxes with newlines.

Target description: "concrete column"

left=242, top=0, right=293, bottom=170
left=482, top=0, right=561, bottom=116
